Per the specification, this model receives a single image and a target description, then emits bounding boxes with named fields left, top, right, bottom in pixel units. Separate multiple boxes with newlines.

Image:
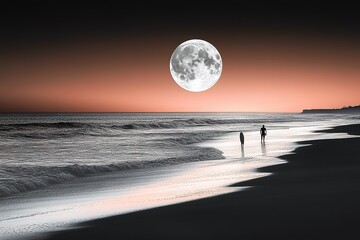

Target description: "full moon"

left=170, top=39, right=222, bottom=92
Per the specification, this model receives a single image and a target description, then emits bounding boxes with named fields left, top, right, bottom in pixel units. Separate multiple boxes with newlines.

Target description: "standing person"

left=260, top=125, right=267, bottom=142
left=239, top=131, right=244, bottom=145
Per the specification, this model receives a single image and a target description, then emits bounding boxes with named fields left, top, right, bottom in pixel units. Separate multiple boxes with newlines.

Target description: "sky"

left=1, top=1, right=359, bottom=112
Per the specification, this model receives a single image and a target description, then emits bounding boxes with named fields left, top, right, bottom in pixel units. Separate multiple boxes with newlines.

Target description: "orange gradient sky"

left=1, top=2, right=360, bottom=113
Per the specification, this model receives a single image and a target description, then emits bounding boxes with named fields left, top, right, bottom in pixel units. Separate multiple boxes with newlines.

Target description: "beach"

left=0, top=112, right=319, bottom=239
left=44, top=123, right=360, bottom=240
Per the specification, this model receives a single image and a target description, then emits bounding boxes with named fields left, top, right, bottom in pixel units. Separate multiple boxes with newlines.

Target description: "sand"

left=45, top=124, right=360, bottom=240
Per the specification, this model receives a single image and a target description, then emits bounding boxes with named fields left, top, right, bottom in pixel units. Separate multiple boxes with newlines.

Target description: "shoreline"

left=45, top=123, right=360, bottom=240
left=1, top=129, right=267, bottom=240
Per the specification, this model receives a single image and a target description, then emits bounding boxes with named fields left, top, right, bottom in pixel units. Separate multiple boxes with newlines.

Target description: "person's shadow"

left=261, top=142, right=267, bottom=156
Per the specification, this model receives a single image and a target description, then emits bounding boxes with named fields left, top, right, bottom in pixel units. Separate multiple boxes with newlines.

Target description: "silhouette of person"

left=260, top=125, right=267, bottom=142
left=239, top=131, right=244, bottom=145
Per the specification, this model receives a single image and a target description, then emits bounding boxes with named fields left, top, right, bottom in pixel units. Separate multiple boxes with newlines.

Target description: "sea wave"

left=0, top=117, right=274, bottom=133
left=117, top=118, right=238, bottom=129
left=0, top=122, right=95, bottom=139
left=0, top=129, right=226, bottom=198
left=0, top=118, right=241, bottom=130
left=0, top=118, right=250, bottom=139
left=0, top=146, right=224, bottom=198
left=0, top=122, right=93, bottom=130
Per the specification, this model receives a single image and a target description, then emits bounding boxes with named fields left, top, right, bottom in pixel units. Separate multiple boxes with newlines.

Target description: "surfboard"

left=240, top=132, right=244, bottom=145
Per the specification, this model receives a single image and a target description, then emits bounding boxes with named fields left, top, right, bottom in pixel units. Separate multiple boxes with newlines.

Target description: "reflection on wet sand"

left=261, top=142, right=267, bottom=156
left=240, top=144, right=245, bottom=158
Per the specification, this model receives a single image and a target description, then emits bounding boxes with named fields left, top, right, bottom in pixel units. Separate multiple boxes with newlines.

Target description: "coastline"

left=45, top=123, right=360, bottom=240
left=1, top=116, right=302, bottom=240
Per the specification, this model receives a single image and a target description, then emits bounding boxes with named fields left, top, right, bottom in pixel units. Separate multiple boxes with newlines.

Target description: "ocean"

left=0, top=112, right=356, bottom=239
left=0, top=112, right=323, bottom=197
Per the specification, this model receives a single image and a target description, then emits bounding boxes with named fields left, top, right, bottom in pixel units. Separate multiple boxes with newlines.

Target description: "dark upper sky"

left=2, top=1, right=359, bottom=47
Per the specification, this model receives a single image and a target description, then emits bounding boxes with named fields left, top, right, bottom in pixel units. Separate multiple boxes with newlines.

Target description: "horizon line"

left=0, top=111, right=302, bottom=114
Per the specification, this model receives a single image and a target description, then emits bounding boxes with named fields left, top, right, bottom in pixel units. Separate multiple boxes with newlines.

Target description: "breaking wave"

left=0, top=117, right=276, bottom=132
left=0, top=128, right=226, bottom=198
left=0, top=148, right=224, bottom=198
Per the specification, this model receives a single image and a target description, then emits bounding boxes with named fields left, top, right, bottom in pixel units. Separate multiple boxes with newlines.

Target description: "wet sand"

left=46, top=124, right=360, bottom=240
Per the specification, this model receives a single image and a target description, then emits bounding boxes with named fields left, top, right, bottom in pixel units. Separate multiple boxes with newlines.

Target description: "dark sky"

left=2, top=1, right=359, bottom=47
left=1, top=1, right=359, bottom=112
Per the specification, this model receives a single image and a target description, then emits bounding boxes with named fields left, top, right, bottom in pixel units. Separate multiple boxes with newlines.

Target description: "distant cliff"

left=302, top=105, right=360, bottom=114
